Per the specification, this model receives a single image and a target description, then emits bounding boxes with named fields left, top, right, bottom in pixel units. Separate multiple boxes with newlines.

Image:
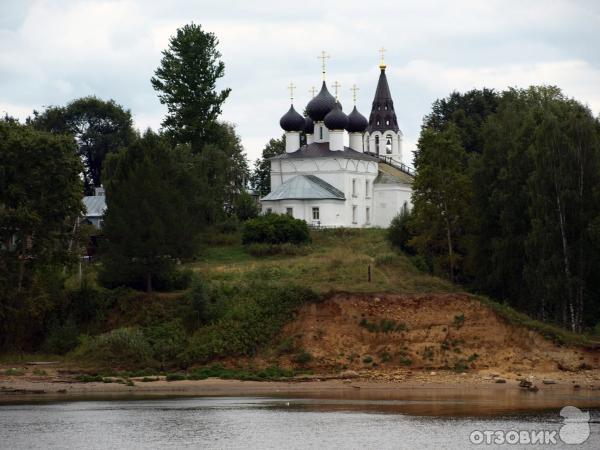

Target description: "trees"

left=0, top=118, right=83, bottom=291
left=151, top=23, right=230, bottom=153
left=31, top=96, right=135, bottom=194
left=99, top=131, right=203, bottom=292
left=412, top=86, right=600, bottom=331
left=151, top=23, right=248, bottom=222
left=410, top=125, right=473, bottom=281
left=251, top=137, right=285, bottom=196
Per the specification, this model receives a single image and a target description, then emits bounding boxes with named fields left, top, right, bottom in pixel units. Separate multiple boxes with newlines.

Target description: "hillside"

left=191, top=228, right=599, bottom=375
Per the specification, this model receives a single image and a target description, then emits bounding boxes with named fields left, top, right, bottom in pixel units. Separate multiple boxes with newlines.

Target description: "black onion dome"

left=304, top=116, right=314, bottom=134
left=324, top=103, right=348, bottom=130
left=306, top=81, right=336, bottom=121
left=346, top=106, right=368, bottom=133
left=279, top=105, right=305, bottom=132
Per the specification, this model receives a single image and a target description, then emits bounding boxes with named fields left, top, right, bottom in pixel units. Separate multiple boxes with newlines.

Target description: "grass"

left=190, top=229, right=455, bottom=295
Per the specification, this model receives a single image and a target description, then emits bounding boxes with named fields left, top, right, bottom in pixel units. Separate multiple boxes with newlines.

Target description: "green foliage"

left=453, top=359, right=469, bottom=372
left=187, top=364, right=295, bottom=381
left=73, top=327, right=153, bottom=367
left=165, top=373, right=186, bottom=381
left=232, top=191, right=259, bottom=221
left=452, top=314, right=465, bottom=329
left=151, top=23, right=230, bottom=152
left=143, top=320, right=188, bottom=369
left=387, top=207, right=415, bottom=255
left=362, top=355, right=373, bottom=364
left=292, top=350, right=313, bottom=365
left=3, top=368, right=25, bottom=376
left=31, top=96, right=135, bottom=193
left=250, top=137, right=285, bottom=196
left=185, top=285, right=318, bottom=362
left=99, top=131, right=203, bottom=292
left=43, top=318, right=80, bottom=354
left=33, top=369, right=47, bottom=376
left=413, top=86, right=600, bottom=331
left=75, top=374, right=104, bottom=383
left=242, top=214, right=310, bottom=245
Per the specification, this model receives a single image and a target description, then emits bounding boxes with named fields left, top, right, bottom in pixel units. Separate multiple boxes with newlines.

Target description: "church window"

left=384, top=105, right=388, bottom=110
left=312, top=207, right=320, bottom=221
left=319, top=126, right=323, bottom=140
left=376, top=120, right=380, bottom=126
left=286, top=207, right=293, bottom=216
left=352, top=205, right=357, bottom=224
left=365, top=180, right=370, bottom=198
left=386, top=135, right=392, bottom=154
left=266, top=208, right=272, bottom=214
left=375, top=136, right=380, bottom=154
left=352, top=179, right=357, bottom=197
left=386, top=120, right=390, bottom=126
left=366, top=207, right=370, bottom=224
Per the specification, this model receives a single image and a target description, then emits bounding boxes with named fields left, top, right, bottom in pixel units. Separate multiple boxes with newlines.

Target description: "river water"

left=0, top=396, right=599, bottom=449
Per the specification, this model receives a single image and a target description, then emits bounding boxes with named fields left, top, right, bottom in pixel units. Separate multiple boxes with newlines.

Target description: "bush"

left=292, top=350, right=313, bottom=365
left=185, top=285, right=318, bottom=363
left=232, top=191, right=259, bottom=221
left=242, top=214, right=310, bottom=245
left=387, top=208, right=415, bottom=255
left=143, top=320, right=188, bottom=369
left=72, top=327, right=153, bottom=367
left=43, top=317, right=80, bottom=354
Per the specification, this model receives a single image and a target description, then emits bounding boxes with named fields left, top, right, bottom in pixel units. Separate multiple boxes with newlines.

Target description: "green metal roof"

left=262, top=175, right=345, bottom=201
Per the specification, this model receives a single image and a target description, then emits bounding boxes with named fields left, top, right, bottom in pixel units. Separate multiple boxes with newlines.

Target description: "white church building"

left=261, top=55, right=413, bottom=228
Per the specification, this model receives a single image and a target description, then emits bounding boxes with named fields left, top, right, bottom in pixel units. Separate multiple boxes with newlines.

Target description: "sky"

left=1, top=0, right=599, bottom=165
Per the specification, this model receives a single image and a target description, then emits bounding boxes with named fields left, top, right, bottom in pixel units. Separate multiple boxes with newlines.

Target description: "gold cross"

left=379, top=46, right=387, bottom=68
left=308, top=86, right=317, bottom=98
left=350, top=84, right=359, bottom=104
left=332, top=81, right=341, bottom=99
left=287, top=82, right=296, bottom=102
left=317, top=50, right=330, bottom=79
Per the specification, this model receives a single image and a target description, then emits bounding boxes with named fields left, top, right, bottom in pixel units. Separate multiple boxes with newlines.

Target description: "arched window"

left=385, top=134, right=392, bottom=154
left=386, top=120, right=390, bottom=126
left=375, top=135, right=380, bottom=155
left=376, top=120, right=380, bottom=126
left=319, top=126, right=323, bottom=140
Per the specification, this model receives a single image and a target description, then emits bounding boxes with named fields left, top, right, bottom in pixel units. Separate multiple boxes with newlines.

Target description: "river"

left=1, top=395, right=599, bottom=449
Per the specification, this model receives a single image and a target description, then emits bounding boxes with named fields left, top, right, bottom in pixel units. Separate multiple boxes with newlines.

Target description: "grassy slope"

left=191, top=228, right=598, bottom=348
left=191, top=229, right=455, bottom=295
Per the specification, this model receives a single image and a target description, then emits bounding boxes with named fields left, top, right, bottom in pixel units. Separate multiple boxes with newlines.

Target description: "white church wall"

left=372, top=184, right=412, bottom=228
left=261, top=199, right=346, bottom=227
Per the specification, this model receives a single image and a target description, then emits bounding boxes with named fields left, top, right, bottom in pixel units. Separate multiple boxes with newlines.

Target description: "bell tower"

left=363, top=48, right=403, bottom=164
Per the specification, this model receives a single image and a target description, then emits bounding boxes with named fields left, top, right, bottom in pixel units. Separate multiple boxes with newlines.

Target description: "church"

left=260, top=52, right=413, bottom=228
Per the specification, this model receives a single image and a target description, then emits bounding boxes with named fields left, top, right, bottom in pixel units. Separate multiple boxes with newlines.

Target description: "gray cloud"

left=1, top=0, right=599, bottom=164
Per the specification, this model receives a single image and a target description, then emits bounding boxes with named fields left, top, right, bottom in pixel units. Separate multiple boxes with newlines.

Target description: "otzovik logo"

left=559, top=406, right=591, bottom=445
left=469, top=406, right=591, bottom=445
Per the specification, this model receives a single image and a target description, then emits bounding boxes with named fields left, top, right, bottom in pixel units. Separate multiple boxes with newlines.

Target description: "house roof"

left=82, top=195, right=106, bottom=217
left=271, top=142, right=378, bottom=162
left=262, top=175, right=345, bottom=201
left=375, top=162, right=414, bottom=185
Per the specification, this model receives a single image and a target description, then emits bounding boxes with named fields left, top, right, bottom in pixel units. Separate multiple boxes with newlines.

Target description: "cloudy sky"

left=1, top=0, right=599, bottom=164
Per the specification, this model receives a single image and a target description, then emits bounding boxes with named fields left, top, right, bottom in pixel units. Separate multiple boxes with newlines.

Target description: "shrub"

left=292, top=350, right=313, bottom=365
left=166, top=373, right=186, bottom=381
left=3, top=368, right=25, bottom=376
left=43, top=317, right=80, bottom=354
left=453, top=314, right=465, bottom=329
left=185, top=285, right=318, bottom=363
left=242, top=214, right=310, bottom=245
left=143, top=320, right=188, bottom=369
left=72, top=327, right=153, bottom=367
left=386, top=208, right=415, bottom=255
left=362, top=355, right=373, bottom=364
left=233, top=191, right=259, bottom=221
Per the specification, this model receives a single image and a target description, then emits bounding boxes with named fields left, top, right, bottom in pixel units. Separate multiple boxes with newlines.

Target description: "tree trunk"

left=146, top=272, right=152, bottom=293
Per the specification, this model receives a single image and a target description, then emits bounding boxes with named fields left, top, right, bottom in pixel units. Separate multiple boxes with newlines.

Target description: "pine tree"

left=100, top=131, right=203, bottom=292
left=151, top=23, right=230, bottom=153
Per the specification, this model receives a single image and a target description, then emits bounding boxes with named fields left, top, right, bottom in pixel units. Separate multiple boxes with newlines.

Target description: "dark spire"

left=366, top=66, right=399, bottom=133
